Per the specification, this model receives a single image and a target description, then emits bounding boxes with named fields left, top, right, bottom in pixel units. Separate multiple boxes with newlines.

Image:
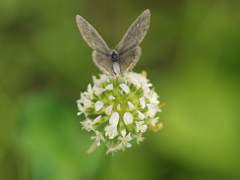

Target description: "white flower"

left=135, top=121, right=147, bottom=133
left=146, top=91, right=159, bottom=105
left=146, top=104, right=157, bottom=118
left=92, top=76, right=100, bottom=86
left=77, top=93, right=85, bottom=103
left=95, top=101, right=104, bottom=111
left=77, top=103, right=85, bottom=115
left=132, top=133, right=145, bottom=144
left=125, top=72, right=151, bottom=88
left=80, top=119, right=94, bottom=131
left=149, top=117, right=159, bottom=126
left=106, top=142, right=118, bottom=155
left=77, top=72, right=162, bottom=155
left=106, top=147, right=117, bottom=155
left=119, top=83, right=130, bottom=94
left=123, top=112, right=133, bottom=125
left=109, top=112, right=119, bottom=125
left=90, top=131, right=106, bottom=146
left=86, top=84, right=94, bottom=99
left=118, top=130, right=132, bottom=149
left=83, top=99, right=92, bottom=108
left=105, top=124, right=118, bottom=139
left=139, top=97, right=146, bottom=109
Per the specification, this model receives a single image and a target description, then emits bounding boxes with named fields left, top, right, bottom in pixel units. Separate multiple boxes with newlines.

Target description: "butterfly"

left=76, top=9, right=150, bottom=77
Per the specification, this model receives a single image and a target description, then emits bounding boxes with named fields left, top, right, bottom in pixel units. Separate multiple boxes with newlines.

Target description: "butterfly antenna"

left=114, top=42, right=120, bottom=50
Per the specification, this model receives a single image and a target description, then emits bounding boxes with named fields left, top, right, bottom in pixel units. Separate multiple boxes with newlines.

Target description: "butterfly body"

left=76, top=9, right=150, bottom=77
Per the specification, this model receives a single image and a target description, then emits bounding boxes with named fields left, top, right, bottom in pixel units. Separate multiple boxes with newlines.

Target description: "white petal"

left=119, top=89, right=123, bottom=95
left=87, top=84, right=94, bottom=98
left=77, top=101, right=83, bottom=109
left=77, top=95, right=83, bottom=103
left=94, top=86, right=105, bottom=96
left=106, top=142, right=118, bottom=155
left=109, top=112, right=119, bottom=125
left=93, top=115, right=102, bottom=123
left=108, top=95, right=115, bottom=100
left=127, top=101, right=134, bottom=110
left=99, top=74, right=109, bottom=83
left=117, top=104, right=121, bottom=111
left=105, top=84, right=113, bottom=90
left=121, top=129, right=127, bottom=137
left=123, top=112, right=133, bottom=125
left=77, top=112, right=83, bottom=116
left=92, top=76, right=100, bottom=86
left=125, top=133, right=133, bottom=141
left=95, top=101, right=104, bottom=111
left=105, top=105, right=113, bottom=115
left=130, top=78, right=139, bottom=85
left=119, top=84, right=130, bottom=94
left=125, top=142, right=132, bottom=148
left=136, top=110, right=145, bottom=120
left=142, top=86, right=150, bottom=93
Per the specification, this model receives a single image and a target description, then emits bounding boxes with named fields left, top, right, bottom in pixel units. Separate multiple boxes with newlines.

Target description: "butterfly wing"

left=92, top=50, right=116, bottom=76
left=76, top=15, right=114, bottom=74
left=117, top=9, right=150, bottom=54
left=118, top=46, right=141, bottom=75
left=76, top=15, right=110, bottom=52
left=117, top=9, right=150, bottom=75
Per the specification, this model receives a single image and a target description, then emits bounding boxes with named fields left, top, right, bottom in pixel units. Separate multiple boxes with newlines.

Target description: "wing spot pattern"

left=126, top=63, right=135, bottom=71
left=101, top=67, right=110, bottom=75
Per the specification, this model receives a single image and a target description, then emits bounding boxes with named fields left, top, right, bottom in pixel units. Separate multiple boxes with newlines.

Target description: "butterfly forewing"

left=117, top=9, right=150, bottom=54
left=76, top=15, right=110, bottom=53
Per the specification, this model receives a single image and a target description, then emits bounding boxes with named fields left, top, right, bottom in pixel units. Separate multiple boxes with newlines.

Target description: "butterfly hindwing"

left=119, top=46, right=141, bottom=75
left=92, top=50, right=115, bottom=76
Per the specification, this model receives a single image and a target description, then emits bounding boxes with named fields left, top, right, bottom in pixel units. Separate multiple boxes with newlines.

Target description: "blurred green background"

left=1, top=0, right=240, bottom=179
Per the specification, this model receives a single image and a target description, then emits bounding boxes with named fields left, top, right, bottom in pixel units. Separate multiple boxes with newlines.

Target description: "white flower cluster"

left=77, top=72, right=162, bottom=155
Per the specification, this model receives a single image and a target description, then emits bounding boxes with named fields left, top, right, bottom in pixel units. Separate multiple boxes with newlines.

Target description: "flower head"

left=77, top=72, right=162, bottom=155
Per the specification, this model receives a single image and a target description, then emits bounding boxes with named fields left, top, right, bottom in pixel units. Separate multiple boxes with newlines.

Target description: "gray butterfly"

left=76, top=9, right=150, bottom=76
